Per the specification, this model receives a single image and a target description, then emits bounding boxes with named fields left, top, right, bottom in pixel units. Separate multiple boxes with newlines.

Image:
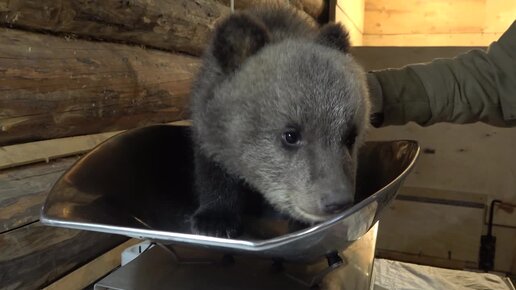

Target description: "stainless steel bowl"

left=41, top=125, right=419, bottom=262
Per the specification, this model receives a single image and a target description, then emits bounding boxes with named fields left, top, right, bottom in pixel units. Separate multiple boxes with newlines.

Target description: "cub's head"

left=193, top=12, right=370, bottom=223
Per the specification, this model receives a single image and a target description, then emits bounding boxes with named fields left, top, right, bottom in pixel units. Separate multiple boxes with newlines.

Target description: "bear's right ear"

left=212, top=13, right=270, bottom=73
left=316, top=23, right=351, bottom=53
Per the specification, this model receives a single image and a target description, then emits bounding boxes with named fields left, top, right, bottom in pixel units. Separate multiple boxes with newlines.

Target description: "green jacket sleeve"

left=371, top=21, right=516, bottom=127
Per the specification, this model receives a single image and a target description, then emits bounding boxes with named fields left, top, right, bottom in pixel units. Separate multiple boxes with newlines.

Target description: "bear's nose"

left=323, top=201, right=353, bottom=214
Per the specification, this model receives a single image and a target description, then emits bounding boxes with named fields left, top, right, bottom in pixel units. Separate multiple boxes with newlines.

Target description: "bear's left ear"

left=212, top=13, right=270, bottom=73
left=316, top=23, right=351, bottom=53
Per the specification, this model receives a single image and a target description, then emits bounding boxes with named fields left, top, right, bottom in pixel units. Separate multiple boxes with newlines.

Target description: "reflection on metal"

left=94, top=223, right=380, bottom=290
left=41, top=125, right=419, bottom=262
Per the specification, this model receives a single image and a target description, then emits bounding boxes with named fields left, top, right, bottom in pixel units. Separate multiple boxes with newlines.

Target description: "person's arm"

left=368, top=21, right=516, bottom=128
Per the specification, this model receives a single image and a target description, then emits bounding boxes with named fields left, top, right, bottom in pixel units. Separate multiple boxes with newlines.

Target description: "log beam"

left=216, top=0, right=328, bottom=22
left=0, top=0, right=327, bottom=58
left=0, top=222, right=126, bottom=289
left=0, top=157, right=77, bottom=233
left=0, top=0, right=229, bottom=56
left=0, top=28, right=200, bottom=146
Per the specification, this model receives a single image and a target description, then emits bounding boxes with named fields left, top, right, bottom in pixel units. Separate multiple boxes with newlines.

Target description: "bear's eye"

left=343, top=125, right=357, bottom=150
left=282, top=129, right=302, bottom=147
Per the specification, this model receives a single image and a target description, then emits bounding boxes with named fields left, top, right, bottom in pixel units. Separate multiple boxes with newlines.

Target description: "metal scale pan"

left=41, top=124, right=419, bottom=262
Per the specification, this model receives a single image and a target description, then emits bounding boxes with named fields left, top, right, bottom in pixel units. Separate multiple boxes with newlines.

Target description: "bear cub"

left=189, top=5, right=370, bottom=238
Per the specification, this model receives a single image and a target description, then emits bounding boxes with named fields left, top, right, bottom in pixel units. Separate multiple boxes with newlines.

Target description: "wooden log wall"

left=0, top=0, right=229, bottom=56
left=0, top=222, right=126, bottom=289
left=0, top=0, right=327, bottom=147
left=0, top=28, right=200, bottom=146
left=0, top=0, right=327, bottom=57
left=0, top=0, right=327, bottom=287
left=0, top=158, right=76, bottom=232
left=0, top=157, right=127, bottom=289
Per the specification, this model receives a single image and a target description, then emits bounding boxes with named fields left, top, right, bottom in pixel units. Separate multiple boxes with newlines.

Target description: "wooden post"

left=0, top=28, right=200, bottom=146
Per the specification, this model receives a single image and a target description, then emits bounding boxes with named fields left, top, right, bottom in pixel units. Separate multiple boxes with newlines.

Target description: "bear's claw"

left=191, top=208, right=243, bottom=238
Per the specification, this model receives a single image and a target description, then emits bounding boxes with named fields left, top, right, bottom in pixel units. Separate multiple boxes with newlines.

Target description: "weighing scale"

left=41, top=125, right=419, bottom=289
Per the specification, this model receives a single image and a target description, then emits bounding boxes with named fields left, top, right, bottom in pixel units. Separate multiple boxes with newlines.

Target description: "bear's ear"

left=316, top=23, right=351, bottom=53
left=212, top=13, right=270, bottom=73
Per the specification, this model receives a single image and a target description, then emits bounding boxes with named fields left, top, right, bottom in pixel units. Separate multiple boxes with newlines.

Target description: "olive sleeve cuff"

left=372, top=68, right=432, bottom=126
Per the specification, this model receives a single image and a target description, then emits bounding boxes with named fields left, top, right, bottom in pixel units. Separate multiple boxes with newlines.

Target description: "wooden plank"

left=368, top=121, right=516, bottom=273
left=377, top=187, right=486, bottom=265
left=397, top=186, right=487, bottom=205
left=376, top=249, right=477, bottom=270
left=362, top=0, right=515, bottom=46
left=42, top=239, right=140, bottom=290
left=0, top=0, right=229, bottom=56
left=0, top=120, right=190, bottom=170
left=0, top=222, right=127, bottom=290
left=366, top=122, right=516, bottom=206
left=379, top=228, right=516, bottom=273
left=484, top=0, right=516, bottom=33
left=0, top=132, right=118, bottom=170
left=490, top=227, right=516, bottom=273
left=335, top=3, right=363, bottom=45
left=490, top=201, right=516, bottom=228
left=0, top=28, right=200, bottom=146
left=351, top=46, right=484, bottom=71
left=0, top=157, right=77, bottom=233
left=336, top=0, right=364, bottom=32
left=364, top=0, right=486, bottom=35
left=362, top=32, right=503, bottom=47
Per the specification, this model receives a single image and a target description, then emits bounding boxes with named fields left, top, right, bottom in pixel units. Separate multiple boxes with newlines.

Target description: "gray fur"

left=190, top=5, right=370, bottom=236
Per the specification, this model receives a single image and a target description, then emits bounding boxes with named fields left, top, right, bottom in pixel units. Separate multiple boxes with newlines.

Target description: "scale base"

left=94, top=223, right=378, bottom=290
